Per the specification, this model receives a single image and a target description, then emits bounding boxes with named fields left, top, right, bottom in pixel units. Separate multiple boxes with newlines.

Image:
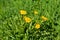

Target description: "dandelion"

left=20, top=10, right=27, bottom=15
left=34, top=10, right=38, bottom=15
left=35, top=23, right=41, bottom=29
left=24, top=16, right=31, bottom=23
left=41, top=16, right=48, bottom=21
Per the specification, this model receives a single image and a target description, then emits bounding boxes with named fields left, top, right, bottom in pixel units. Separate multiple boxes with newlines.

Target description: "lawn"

left=0, top=0, right=60, bottom=40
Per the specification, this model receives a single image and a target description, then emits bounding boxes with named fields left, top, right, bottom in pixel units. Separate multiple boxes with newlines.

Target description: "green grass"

left=0, top=0, right=60, bottom=40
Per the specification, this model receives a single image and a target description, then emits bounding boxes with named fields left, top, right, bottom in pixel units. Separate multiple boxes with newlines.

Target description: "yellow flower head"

left=24, top=16, right=31, bottom=23
left=41, top=16, right=48, bottom=21
left=34, top=10, right=38, bottom=14
left=35, top=23, right=40, bottom=29
left=20, top=10, right=27, bottom=15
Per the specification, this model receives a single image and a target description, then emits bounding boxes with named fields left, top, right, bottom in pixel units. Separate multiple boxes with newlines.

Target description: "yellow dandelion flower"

left=41, top=16, right=48, bottom=21
left=20, top=10, right=27, bottom=15
left=34, top=10, right=38, bottom=14
left=24, top=16, right=31, bottom=23
left=35, top=23, right=41, bottom=29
